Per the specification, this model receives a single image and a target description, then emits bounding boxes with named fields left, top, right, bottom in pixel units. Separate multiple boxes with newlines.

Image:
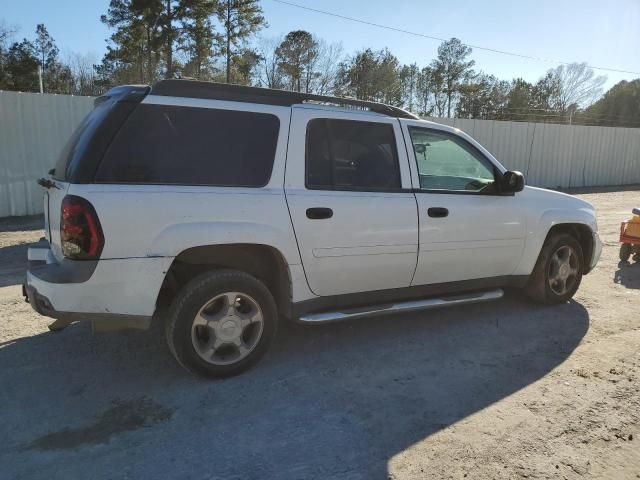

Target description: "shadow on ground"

left=614, top=261, right=640, bottom=289
left=0, top=215, right=44, bottom=233
left=0, top=293, right=589, bottom=479
left=0, top=241, right=40, bottom=287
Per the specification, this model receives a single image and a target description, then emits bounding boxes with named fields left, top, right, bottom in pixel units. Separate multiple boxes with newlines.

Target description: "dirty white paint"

left=0, top=91, right=638, bottom=217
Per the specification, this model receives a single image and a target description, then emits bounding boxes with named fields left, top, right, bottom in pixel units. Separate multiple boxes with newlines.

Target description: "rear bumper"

left=23, top=283, right=152, bottom=331
left=25, top=241, right=172, bottom=331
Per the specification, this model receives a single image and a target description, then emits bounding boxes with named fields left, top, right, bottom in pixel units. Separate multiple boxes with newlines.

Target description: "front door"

left=401, top=122, right=526, bottom=286
left=285, top=107, right=419, bottom=297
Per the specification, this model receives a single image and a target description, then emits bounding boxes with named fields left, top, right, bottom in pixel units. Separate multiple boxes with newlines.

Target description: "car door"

left=401, top=120, right=526, bottom=286
left=285, top=107, right=418, bottom=297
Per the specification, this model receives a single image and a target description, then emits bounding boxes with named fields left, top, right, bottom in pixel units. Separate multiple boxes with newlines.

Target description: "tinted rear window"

left=94, top=104, right=280, bottom=186
left=53, top=86, right=149, bottom=182
left=53, top=97, right=117, bottom=181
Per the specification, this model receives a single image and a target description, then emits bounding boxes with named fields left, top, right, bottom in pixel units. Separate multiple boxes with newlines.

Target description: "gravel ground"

left=1, top=188, right=639, bottom=480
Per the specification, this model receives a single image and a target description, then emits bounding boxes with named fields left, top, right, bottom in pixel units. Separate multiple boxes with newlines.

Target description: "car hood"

left=522, top=186, right=595, bottom=212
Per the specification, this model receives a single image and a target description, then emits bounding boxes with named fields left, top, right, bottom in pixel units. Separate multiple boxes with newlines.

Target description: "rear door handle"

left=306, top=207, right=333, bottom=220
left=427, top=207, right=449, bottom=218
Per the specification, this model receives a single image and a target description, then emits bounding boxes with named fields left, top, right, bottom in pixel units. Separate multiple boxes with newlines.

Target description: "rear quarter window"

left=94, top=104, right=280, bottom=187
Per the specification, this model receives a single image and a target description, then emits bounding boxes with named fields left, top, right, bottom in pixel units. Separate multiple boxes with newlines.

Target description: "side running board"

left=298, top=288, right=504, bottom=323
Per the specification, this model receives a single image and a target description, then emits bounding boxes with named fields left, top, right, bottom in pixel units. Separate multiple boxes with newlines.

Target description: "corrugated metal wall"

left=0, top=91, right=94, bottom=217
left=0, top=91, right=638, bottom=217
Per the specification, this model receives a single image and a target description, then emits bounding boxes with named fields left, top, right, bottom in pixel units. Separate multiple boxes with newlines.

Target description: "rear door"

left=285, top=107, right=418, bottom=297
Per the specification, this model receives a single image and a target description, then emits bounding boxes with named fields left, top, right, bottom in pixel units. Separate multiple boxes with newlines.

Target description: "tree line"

left=0, top=2, right=639, bottom=128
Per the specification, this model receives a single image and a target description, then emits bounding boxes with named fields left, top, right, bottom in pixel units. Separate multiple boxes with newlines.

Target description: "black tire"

left=524, top=233, right=584, bottom=305
left=619, top=243, right=632, bottom=262
left=165, top=269, right=278, bottom=378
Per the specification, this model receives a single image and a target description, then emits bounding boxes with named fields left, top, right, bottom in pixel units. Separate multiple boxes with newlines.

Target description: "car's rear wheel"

left=165, top=269, right=277, bottom=378
left=525, top=233, right=584, bottom=304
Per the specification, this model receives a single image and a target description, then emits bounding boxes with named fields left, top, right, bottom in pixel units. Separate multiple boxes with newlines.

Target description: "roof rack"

left=151, top=79, right=420, bottom=120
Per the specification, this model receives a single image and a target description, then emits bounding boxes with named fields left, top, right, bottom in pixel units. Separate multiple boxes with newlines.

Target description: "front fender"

left=514, top=207, right=597, bottom=276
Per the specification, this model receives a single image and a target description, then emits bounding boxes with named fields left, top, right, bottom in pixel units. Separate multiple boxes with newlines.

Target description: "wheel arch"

left=158, top=243, right=293, bottom=319
left=515, top=208, right=597, bottom=277
left=543, top=223, right=595, bottom=274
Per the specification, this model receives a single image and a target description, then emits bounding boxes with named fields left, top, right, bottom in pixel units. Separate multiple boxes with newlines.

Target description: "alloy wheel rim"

left=191, top=292, right=264, bottom=366
left=548, top=245, right=579, bottom=296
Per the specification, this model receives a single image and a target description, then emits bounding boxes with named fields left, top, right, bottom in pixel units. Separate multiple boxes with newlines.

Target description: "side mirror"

left=414, top=144, right=426, bottom=154
left=502, top=170, right=525, bottom=193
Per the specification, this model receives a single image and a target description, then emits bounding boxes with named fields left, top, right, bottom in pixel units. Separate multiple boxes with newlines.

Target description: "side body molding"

left=148, top=221, right=303, bottom=266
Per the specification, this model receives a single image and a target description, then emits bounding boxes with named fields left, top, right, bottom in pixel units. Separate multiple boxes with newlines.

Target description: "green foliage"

left=431, top=38, right=475, bottom=117
left=275, top=30, right=318, bottom=92
left=4, top=39, right=39, bottom=91
left=34, top=24, right=58, bottom=71
left=336, top=48, right=402, bottom=105
left=33, top=24, right=73, bottom=93
left=456, top=74, right=509, bottom=119
left=216, top=0, right=266, bottom=83
left=178, top=0, right=219, bottom=79
left=100, top=0, right=167, bottom=84
left=231, top=47, right=260, bottom=85
left=502, top=74, right=561, bottom=121
left=399, top=63, right=419, bottom=112
left=2, top=9, right=637, bottom=128
left=583, top=79, right=640, bottom=127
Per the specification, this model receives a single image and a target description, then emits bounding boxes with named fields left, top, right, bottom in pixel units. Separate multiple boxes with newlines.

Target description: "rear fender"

left=148, top=221, right=302, bottom=265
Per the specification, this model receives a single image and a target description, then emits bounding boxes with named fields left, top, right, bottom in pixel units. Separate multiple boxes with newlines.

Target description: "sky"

left=1, top=0, right=639, bottom=90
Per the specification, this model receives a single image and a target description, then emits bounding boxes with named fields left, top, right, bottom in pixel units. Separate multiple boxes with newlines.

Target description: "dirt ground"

left=1, top=188, right=639, bottom=480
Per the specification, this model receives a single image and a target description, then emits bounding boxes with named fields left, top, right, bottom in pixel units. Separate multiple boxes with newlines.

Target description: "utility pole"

left=226, top=0, right=231, bottom=84
left=38, top=65, right=43, bottom=93
left=166, top=0, right=173, bottom=79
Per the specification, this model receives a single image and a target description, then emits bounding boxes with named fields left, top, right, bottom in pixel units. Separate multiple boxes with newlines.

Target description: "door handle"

left=306, top=207, right=333, bottom=220
left=427, top=207, right=449, bottom=218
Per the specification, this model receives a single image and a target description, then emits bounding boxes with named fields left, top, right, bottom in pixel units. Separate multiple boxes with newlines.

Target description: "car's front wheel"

left=165, top=269, right=278, bottom=378
left=525, top=233, right=584, bottom=304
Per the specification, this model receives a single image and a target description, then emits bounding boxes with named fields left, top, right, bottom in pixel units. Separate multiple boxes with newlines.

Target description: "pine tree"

left=216, top=0, right=266, bottom=83
left=178, top=0, right=219, bottom=79
left=431, top=38, right=475, bottom=117
left=33, top=24, right=60, bottom=92
left=5, top=39, right=39, bottom=92
left=100, top=0, right=167, bottom=84
left=275, top=30, right=318, bottom=92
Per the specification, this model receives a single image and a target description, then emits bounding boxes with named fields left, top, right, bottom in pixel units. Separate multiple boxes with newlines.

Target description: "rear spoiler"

left=95, top=85, right=150, bottom=107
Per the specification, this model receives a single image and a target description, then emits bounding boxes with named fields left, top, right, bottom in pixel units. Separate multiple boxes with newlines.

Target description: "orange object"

left=624, top=215, right=640, bottom=239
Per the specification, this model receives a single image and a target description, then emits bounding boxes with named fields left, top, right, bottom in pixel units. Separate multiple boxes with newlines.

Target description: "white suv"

left=25, top=80, right=602, bottom=378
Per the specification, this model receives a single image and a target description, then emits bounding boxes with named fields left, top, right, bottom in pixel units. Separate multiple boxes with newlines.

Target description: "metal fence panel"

left=0, top=91, right=94, bottom=217
left=0, top=92, right=638, bottom=217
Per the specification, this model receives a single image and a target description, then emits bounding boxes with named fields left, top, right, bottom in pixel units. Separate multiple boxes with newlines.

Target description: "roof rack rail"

left=151, top=79, right=420, bottom=120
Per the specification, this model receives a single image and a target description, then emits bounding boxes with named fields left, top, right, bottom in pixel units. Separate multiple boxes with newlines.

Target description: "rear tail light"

left=60, top=195, right=104, bottom=260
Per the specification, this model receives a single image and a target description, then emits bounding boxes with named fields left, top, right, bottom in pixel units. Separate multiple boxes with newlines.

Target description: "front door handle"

left=306, top=207, right=333, bottom=220
left=427, top=207, right=449, bottom=218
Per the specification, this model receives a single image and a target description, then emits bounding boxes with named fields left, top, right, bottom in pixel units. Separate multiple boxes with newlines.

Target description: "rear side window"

left=53, top=101, right=109, bottom=181
left=306, top=119, right=401, bottom=191
left=95, top=104, right=280, bottom=186
left=54, top=86, right=149, bottom=182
